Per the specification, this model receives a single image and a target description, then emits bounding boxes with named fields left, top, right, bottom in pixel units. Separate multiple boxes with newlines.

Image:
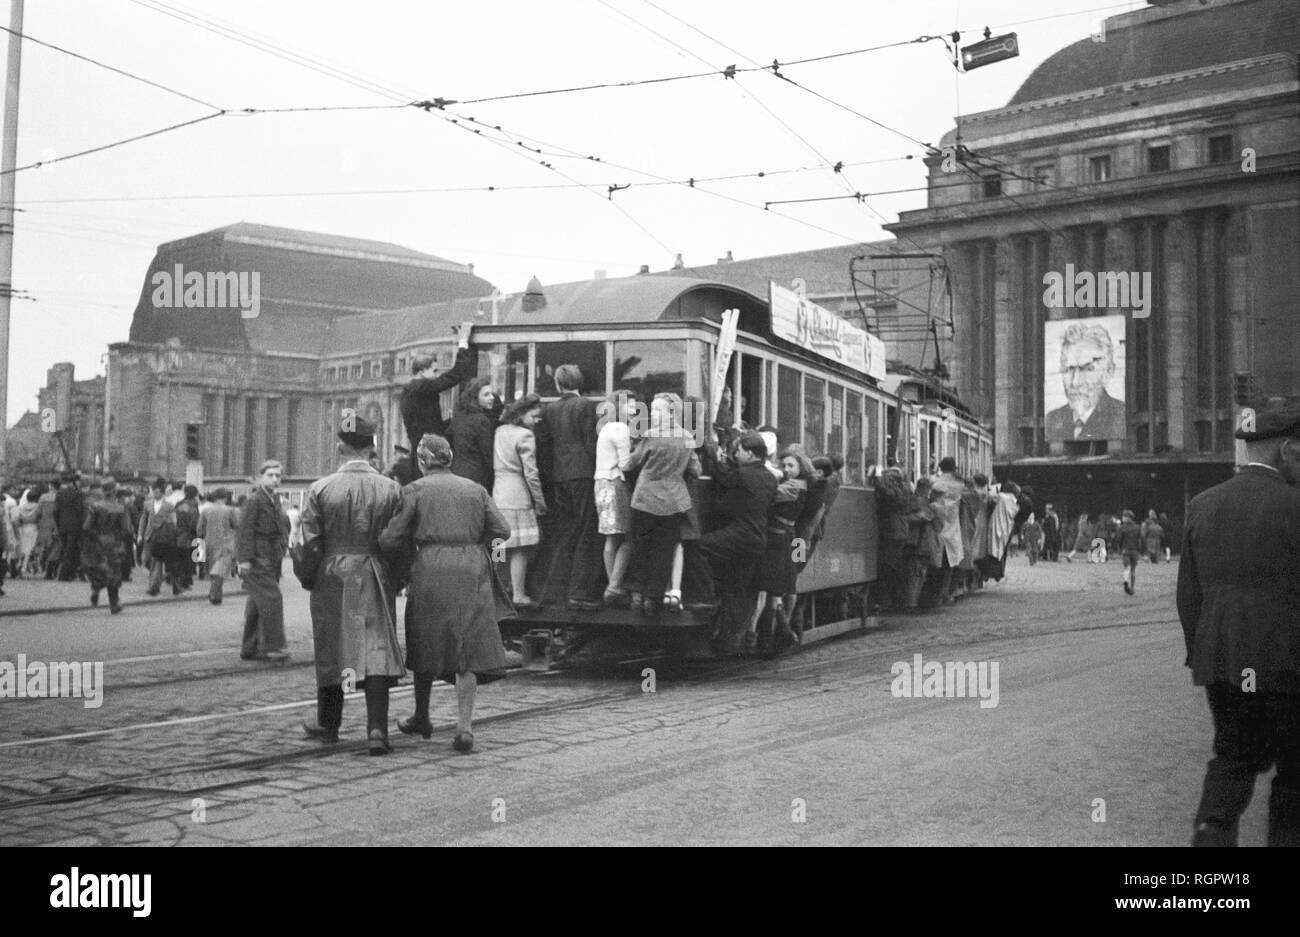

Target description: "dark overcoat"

left=1177, top=464, right=1300, bottom=692
left=379, top=468, right=514, bottom=682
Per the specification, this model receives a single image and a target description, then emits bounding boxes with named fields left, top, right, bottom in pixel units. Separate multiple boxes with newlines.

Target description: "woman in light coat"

left=491, top=394, right=547, bottom=607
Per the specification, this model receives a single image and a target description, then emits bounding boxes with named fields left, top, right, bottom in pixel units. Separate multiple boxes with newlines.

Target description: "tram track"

left=0, top=609, right=1178, bottom=815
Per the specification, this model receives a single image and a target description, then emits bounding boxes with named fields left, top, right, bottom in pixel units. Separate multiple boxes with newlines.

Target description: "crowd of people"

left=0, top=474, right=304, bottom=613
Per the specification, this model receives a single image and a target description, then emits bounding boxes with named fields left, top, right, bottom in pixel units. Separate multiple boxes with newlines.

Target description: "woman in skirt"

left=594, top=391, right=636, bottom=606
left=380, top=434, right=515, bottom=754
left=492, top=394, right=547, bottom=607
left=756, top=447, right=812, bottom=654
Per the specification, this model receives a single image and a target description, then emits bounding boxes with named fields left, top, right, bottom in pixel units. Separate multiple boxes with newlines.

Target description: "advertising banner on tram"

left=768, top=281, right=886, bottom=381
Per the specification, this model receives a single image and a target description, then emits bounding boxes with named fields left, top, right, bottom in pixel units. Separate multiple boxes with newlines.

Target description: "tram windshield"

left=476, top=338, right=703, bottom=402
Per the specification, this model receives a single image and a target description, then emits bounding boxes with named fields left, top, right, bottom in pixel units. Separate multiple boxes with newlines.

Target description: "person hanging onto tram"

left=492, top=394, right=548, bottom=608
left=622, top=393, right=701, bottom=617
left=398, top=323, right=476, bottom=484
left=533, top=364, right=605, bottom=611
left=663, top=396, right=717, bottom=612
left=785, top=444, right=828, bottom=637
left=449, top=377, right=503, bottom=493
left=754, top=448, right=811, bottom=654
left=698, top=432, right=777, bottom=657
left=593, top=391, right=637, bottom=607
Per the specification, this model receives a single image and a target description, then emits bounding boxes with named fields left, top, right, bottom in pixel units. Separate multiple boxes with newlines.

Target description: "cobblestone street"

left=0, top=553, right=1254, bottom=846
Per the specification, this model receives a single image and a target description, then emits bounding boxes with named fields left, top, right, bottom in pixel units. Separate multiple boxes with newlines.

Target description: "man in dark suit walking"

left=236, top=460, right=291, bottom=663
left=1178, top=401, right=1300, bottom=847
left=534, top=363, right=604, bottom=609
left=53, top=472, right=85, bottom=581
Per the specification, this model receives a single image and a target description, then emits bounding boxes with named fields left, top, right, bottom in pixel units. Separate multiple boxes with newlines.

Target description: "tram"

left=461, top=274, right=990, bottom=658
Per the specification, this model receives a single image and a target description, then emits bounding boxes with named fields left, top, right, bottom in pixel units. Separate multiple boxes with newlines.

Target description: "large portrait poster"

left=1044, top=315, right=1126, bottom=442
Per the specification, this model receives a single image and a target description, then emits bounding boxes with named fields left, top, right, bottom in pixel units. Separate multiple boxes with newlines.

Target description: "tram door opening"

left=720, top=351, right=763, bottom=432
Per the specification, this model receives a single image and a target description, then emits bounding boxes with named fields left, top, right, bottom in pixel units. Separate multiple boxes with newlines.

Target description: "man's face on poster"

left=1061, top=338, right=1114, bottom=419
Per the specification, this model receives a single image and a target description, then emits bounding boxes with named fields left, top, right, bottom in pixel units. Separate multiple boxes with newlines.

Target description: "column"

left=1105, top=222, right=1138, bottom=452
left=209, top=392, right=225, bottom=471
left=993, top=237, right=1020, bottom=458
left=1225, top=209, right=1251, bottom=466
left=250, top=397, right=268, bottom=472
left=272, top=396, right=290, bottom=474
left=228, top=394, right=246, bottom=475
left=1162, top=215, right=1196, bottom=453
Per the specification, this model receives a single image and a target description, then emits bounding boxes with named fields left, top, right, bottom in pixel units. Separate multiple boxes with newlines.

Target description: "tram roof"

left=317, top=275, right=765, bottom=355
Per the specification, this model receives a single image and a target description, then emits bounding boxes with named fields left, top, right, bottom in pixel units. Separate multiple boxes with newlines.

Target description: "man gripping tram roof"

left=397, top=322, right=478, bottom=485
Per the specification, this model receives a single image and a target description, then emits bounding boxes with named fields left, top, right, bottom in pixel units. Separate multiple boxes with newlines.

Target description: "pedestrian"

left=930, top=457, right=966, bottom=602
left=1177, top=400, right=1300, bottom=847
left=81, top=478, right=131, bottom=614
left=139, top=478, right=178, bottom=595
left=492, top=393, right=549, bottom=608
left=1158, top=511, right=1175, bottom=562
left=17, top=489, right=40, bottom=576
left=592, top=392, right=636, bottom=607
left=2, top=487, right=19, bottom=580
left=1022, top=512, right=1043, bottom=565
left=197, top=488, right=238, bottom=604
left=118, top=489, right=140, bottom=582
left=1064, top=511, right=1093, bottom=562
left=298, top=416, right=405, bottom=754
left=53, top=472, right=85, bottom=581
left=1141, top=509, right=1164, bottom=563
left=398, top=322, right=476, bottom=480
left=37, top=481, right=59, bottom=578
left=236, top=461, right=291, bottom=663
left=449, top=376, right=501, bottom=492
left=1116, top=509, right=1141, bottom=594
left=384, top=444, right=416, bottom=488
left=533, top=363, right=604, bottom=610
left=1042, top=504, right=1061, bottom=562
left=174, top=485, right=201, bottom=590
left=622, top=393, right=701, bottom=618
left=698, top=432, right=777, bottom=656
left=380, top=433, right=514, bottom=755
left=285, top=497, right=303, bottom=549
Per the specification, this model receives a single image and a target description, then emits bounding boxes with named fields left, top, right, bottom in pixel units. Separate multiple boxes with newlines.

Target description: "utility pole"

left=0, top=0, right=24, bottom=480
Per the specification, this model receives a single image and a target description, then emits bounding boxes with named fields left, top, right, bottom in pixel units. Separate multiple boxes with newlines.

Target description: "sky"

left=2, top=0, right=1143, bottom=426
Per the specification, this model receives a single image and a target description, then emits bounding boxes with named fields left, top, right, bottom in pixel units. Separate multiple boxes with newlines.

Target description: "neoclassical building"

left=108, top=223, right=498, bottom=482
left=888, top=0, right=1300, bottom=513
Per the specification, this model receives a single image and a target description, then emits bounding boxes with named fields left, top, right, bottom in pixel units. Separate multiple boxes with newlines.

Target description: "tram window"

left=613, top=340, right=686, bottom=400
left=864, top=397, right=879, bottom=468
left=777, top=365, right=802, bottom=448
left=535, top=341, right=606, bottom=397
left=827, top=384, right=844, bottom=464
left=845, top=391, right=863, bottom=484
left=478, top=344, right=529, bottom=402
left=803, top=377, right=825, bottom=456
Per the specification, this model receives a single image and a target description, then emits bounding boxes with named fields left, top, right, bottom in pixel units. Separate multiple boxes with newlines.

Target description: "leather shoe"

left=302, top=720, right=339, bottom=744
left=397, top=715, right=433, bottom=739
left=368, top=728, right=392, bottom=756
left=452, top=732, right=474, bottom=754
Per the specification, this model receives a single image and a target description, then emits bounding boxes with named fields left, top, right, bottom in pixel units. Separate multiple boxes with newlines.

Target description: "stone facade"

left=887, top=0, right=1300, bottom=515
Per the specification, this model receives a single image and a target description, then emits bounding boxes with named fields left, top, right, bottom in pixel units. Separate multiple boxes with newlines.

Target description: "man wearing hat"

left=53, top=471, right=86, bottom=581
left=1178, top=400, right=1300, bottom=846
left=81, top=477, right=132, bottom=614
left=236, top=460, right=291, bottom=663
left=297, top=415, right=405, bottom=754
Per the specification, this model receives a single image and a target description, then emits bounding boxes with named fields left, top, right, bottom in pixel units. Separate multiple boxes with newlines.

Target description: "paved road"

left=0, top=553, right=1269, bottom=846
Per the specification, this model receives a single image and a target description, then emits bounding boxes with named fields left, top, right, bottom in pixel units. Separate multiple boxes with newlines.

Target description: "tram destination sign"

left=769, top=281, right=886, bottom=381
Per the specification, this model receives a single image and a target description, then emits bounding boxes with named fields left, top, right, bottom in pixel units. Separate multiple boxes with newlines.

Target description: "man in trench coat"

left=297, top=416, right=405, bottom=754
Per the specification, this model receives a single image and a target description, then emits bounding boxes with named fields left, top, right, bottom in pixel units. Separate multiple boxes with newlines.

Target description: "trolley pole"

left=0, top=0, right=24, bottom=480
